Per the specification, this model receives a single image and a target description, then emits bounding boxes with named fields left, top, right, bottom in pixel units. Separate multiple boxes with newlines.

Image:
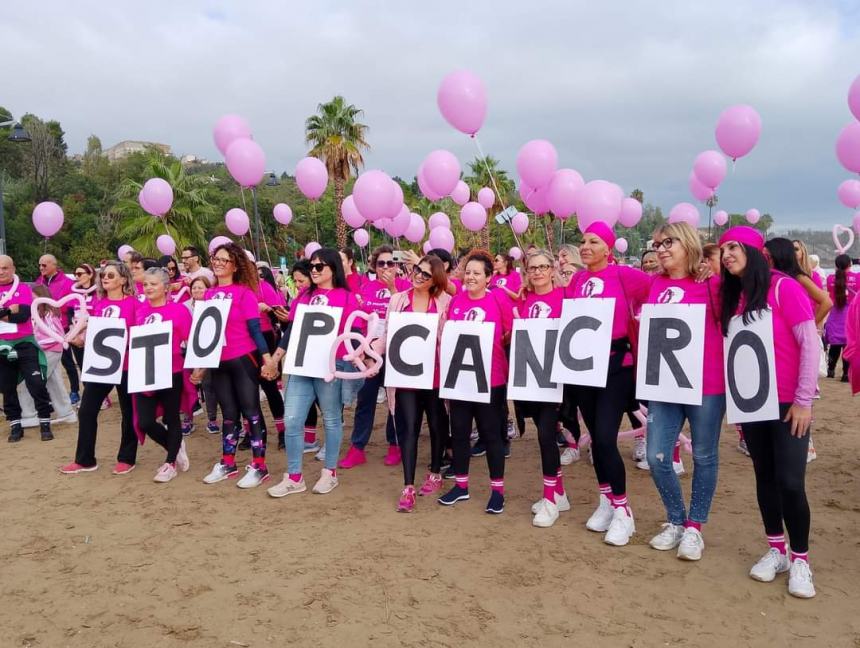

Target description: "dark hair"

left=183, top=245, right=201, bottom=256
left=157, top=255, right=180, bottom=275
left=719, top=243, right=771, bottom=335
left=464, top=249, right=494, bottom=278
left=494, top=252, right=514, bottom=274
left=127, top=251, right=143, bottom=265
left=74, top=263, right=96, bottom=288
left=702, top=243, right=720, bottom=259
left=142, top=258, right=159, bottom=271
left=188, top=275, right=211, bottom=295
left=32, top=285, right=59, bottom=317
left=339, top=247, right=358, bottom=275
left=308, top=248, right=348, bottom=293
left=428, top=248, right=454, bottom=271
left=212, top=242, right=259, bottom=291
left=641, top=249, right=657, bottom=263
left=370, top=244, right=394, bottom=269
left=416, top=255, right=448, bottom=297
left=834, top=254, right=851, bottom=309
left=258, top=265, right=277, bottom=291
left=291, top=259, right=312, bottom=281
left=764, top=237, right=806, bottom=280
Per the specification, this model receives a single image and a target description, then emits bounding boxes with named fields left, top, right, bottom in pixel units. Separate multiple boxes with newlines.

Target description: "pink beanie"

left=584, top=221, right=617, bottom=250
left=718, top=226, right=764, bottom=251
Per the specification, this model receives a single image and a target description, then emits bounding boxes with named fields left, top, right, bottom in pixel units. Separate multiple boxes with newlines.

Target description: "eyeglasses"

left=309, top=263, right=329, bottom=273
left=180, top=254, right=195, bottom=261
left=651, top=237, right=678, bottom=251
left=211, top=256, right=233, bottom=266
left=376, top=260, right=397, bottom=268
left=526, top=264, right=552, bottom=274
left=412, top=267, right=432, bottom=281
left=560, top=270, right=574, bottom=278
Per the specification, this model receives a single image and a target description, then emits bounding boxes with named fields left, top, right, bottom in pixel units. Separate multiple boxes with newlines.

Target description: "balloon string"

left=473, top=134, right=524, bottom=251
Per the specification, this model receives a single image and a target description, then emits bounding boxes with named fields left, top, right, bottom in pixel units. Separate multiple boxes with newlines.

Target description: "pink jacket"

left=843, top=296, right=860, bottom=395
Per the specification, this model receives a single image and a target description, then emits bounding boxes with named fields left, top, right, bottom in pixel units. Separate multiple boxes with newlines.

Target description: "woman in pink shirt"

left=720, top=227, right=818, bottom=599
left=824, top=255, right=857, bottom=380
left=491, top=252, right=522, bottom=301
left=340, top=247, right=366, bottom=294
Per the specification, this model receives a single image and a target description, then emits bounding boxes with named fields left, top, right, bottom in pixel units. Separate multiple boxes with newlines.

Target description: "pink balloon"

left=713, top=210, right=729, bottom=226
left=417, top=166, right=445, bottom=201
left=353, top=228, right=370, bottom=248
left=225, top=208, right=250, bottom=236
left=341, top=195, right=365, bottom=228
left=245, top=250, right=256, bottom=263
left=853, top=211, right=860, bottom=236
left=516, top=139, right=558, bottom=189
left=304, top=242, right=321, bottom=258
left=273, top=203, right=293, bottom=225
left=668, top=202, right=700, bottom=227
left=32, top=201, right=64, bottom=237
left=477, top=187, right=495, bottom=210
left=295, top=157, right=328, bottom=200
left=693, top=150, right=727, bottom=189
left=208, top=236, right=232, bottom=256
left=689, top=171, right=715, bottom=202
left=385, top=180, right=405, bottom=220
left=715, top=104, right=762, bottom=160
left=547, top=168, right=585, bottom=219
left=117, top=244, right=134, bottom=259
left=225, top=138, right=266, bottom=188
left=836, top=121, right=860, bottom=174
left=388, top=205, right=412, bottom=238
left=213, top=114, right=252, bottom=156
left=509, top=247, right=522, bottom=261
left=618, top=198, right=643, bottom=228
left=460, top=202, right=487, bottom=232
left=141, top=178, right=173, bottom=216
left=849, top=74, right=860, bottom=122
left=745, top=208, right=761, bottom=224
left=354, top=170, right=396, bottom=220
left=372, top=218, right=388, bottom=231
left=575, top=180, right=623, bottom=231
left=156, top=234, right=176, bottom=256
left=519, top=183, right=550, bottom=215
left=428, top=212, right=450, bottom=229
left=511, top=211, right=529, bottom=234
left=436, top=70, right=487, bottom=136
left=138, top=189, right=153, bottom=215
left=422, top=241, right=433, bottom=254
left=422, top=150, right=461, bottom=197
left=615, top=238, right=629, bottom=254
left=838, top=179, right=860, bottom=209
left=450, top=180, right=470, bottom=206
left=404, top=213, right=426, bottom=244
left=428, top=226, right=455, bottom=252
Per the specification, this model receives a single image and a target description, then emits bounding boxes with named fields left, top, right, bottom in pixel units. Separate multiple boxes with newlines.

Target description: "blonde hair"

left=556, top=244, right=583, bottom=269
left=522, top=248, right=556, bottom=293
left=652, top=222, right=703, bottom=277
left=792, top=240, right=812, bottom=275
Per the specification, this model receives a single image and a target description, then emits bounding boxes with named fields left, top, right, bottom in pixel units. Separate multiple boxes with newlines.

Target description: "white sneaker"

left=303, top=440, right=321, bottom=454
left=176, top=440, right=190, bottom=472
left=737, top=439, right=750, bottom=456
left=312, top=468, right=339, bottom=494
left=376, top=387, right=386, bottom=404
left=314, top=445, right=326, bottom=461
left=636, top=458, right=650, bottom=471
left=153, top=462, right=177, bottom=483
left=532, top=492, right=571, bottom=514
left=674, top=459, right=686, bottom=475
left=532, top=498, right=560, bottom=528
left=203, top=461, right=239, bottom=484
left=604, top=506, right=636, bottom=546
left=586, top=494, right=614, bottom=532
left=237, top=465, right=270, bottom=489
left=506, top=419, right=517, bottom=440
left=632, top=436, right=646, bottom=462
left=267, top=474, right=307, bottom=498
left=788, top=559, right=816, bottom=598
left=649, top=523, right=685, bottom=551
left=469, top=428, right=479, bottom=443
left=677, top=527, right=704, bottom=561
left=749, top=548, right=790, bottom=582
left=807, top=437, right=817, bottom=463
left=560, top=446, right=580, bottom=465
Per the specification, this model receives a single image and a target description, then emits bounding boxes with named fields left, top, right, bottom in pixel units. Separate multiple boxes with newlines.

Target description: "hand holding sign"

left=324, top=310, right=384, bottom=382
left=32, top=293, right=89, bottom=349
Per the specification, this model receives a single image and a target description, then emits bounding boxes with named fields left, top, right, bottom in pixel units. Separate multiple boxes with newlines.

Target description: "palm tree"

left=465, top=155, right=515, bottom=249
left=112, top=152, right=217, bottom=256
left=305, top=96, right=369, bottom=248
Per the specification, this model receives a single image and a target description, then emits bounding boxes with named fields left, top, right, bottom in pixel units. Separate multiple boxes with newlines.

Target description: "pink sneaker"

left=383, top=444, right=401, bottom=466
left=397, top=486, right=416, bottom=512
left=59, top=462, right=98, bottom=474
left=339, top=446, right=367, bottom=469
left=111, top=462, right=135, bottom=475
left=418, top=472, right=443, bottom=496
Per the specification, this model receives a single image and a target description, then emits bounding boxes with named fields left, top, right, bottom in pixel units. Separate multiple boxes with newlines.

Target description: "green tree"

left=465, top=155, right=515, bottom=250
left=305, top=96, right=369, bottom=248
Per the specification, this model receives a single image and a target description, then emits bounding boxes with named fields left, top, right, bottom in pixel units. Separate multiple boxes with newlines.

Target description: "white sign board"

left=81, top=316, right=128, bottom=385
left=551, top=298, right=615, bottom=388
left=724, top=311, right=779, bottom=424
left=384, top=312, right=439, bottom=390
left=508, top=318, right=563, bottom=403
left=283, top=304, right=343, bottom=378
left=127, top=321, right=173, bottom=394
left=439, top=320, right=494, bottom=403
left=184, top=299, right=231, bottom=369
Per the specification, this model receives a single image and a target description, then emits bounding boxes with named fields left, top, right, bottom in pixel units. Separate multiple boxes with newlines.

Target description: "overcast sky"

left=2, top=0, right=859, bottom=229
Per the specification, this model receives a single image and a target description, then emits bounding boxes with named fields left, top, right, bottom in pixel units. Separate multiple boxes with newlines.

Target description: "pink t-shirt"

left=135, top=300, right=193, bottom=373
left=826, top=271, right=860, bottom=306
left=447, top=290, right=512, bottom=387
left=567, top=265, right=651, bottom=339
left=449, top=278, right=464, bottom=293
left=0, top=281, right=34, bottom=340
left=491, top=270, right=522, bottom=295
left=33, top=311, right=64, bottom=353
left=91, top=295, right=138, bottom=371
left=72, top=285, right=97, bottom=314
left=204, top=283, right=260, bottom=361
left=516, top=287, right=565, bottom=319
left=256, top=280, right=286, bottom=333
left=359, top=278, right=411, bottom=319
left=289, top=287, right=362, bottom=359
left=346, top=273, right=365, bottom=294
left=647, top=275, right=724, bottom=395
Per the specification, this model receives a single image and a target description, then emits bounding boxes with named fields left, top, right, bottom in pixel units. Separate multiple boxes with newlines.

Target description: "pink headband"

left=584, top=221, right=617, bottom=250
left=718, top=226, right=764, bottom=251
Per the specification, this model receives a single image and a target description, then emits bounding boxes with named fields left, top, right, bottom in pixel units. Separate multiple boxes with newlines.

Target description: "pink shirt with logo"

left=91, top=295, right=138, bottom=371
left=516, top=287, right=565, bottom=319
left=491, top=270, right=522, bottom=295
left=359, top=278, right=411, bottom=319
left=647, top=275, right=724, bottom=395
left=826, top=271, right=860, bottom=305
left=288, top=287, right=362, bottom=359
left=0, top=281, right=34, bottom=340
left=567, top=265, right=650, bottom=339
left=135, top=300, right=193, bottom=373
left=256, top=280, right=286, bottom=333
left=204, top=284, right=260, bottom=361
left=446, top=290, right=512, bottom=387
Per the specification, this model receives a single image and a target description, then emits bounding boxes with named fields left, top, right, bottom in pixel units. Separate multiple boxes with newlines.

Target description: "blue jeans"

left=350, top=361, right=396, bottom=449
left=646, top=394, right=725, bottom=525
left=283, top=361, right=364, bottom=473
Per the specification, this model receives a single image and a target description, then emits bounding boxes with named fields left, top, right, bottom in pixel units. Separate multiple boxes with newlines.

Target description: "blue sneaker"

left=470, top=441, right=486, bottom=457
left=69, top=392, right=80, bottom=407
left=486, top=490, right=505, bottom=514
left=438, top=485, right=470, bottom=506
left=181, top=422, right=194, bottom=437
left=207, top=421, right=220, bottom=434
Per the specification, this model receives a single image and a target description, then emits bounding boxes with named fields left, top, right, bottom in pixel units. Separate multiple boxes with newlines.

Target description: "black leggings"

left=395, top=388, right=447, bottom=485
left=576, top=364, right=634, bottom=496
left=61, top=346, right=80, bottom=393
left=211, top=353, right=265, bottom=462
left=135, top=372, right=183, bottom=463
left=260, top=330, right=285, bottom=421
left=742, top=403, right=811, bottom=553
left=560, top=384, right=581, bottom=442
left=450, top=385, right=506, bottom=481
left=827, top=344, right=849, bottom=377
left=520, top=401, right=561, bottom=477
left=75, top=373, right=136, bottom=467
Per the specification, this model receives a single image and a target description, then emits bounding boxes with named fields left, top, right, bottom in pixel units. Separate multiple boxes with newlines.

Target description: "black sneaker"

left=8, top=422, right=23, bottom=443
left=486, top=490, right=505, bottom=514
left=470, top=441, right=486, bottom=457
left=556, top=432, right=567, bottom=447
left=440, top=453, right=453, bottom=472
left=40, top=421, right=54, bottom=442
left=438, top=485, right=470, bottom=506
left=503, top=442, right=511, bottom=459
left=442, top=465, right=456, bottom=480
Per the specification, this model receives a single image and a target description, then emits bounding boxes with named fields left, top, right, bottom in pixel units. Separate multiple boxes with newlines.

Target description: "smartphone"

left=392, top=250, right=405, bottom=263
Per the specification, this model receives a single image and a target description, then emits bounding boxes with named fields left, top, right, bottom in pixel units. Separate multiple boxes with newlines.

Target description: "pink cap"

left=584, top=221, right=617, bottom=249
left=718, top=226, right=764, bottom=251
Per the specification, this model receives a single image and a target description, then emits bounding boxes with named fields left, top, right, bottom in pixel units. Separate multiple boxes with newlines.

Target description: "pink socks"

left=767, top=533, right=787, bottom=555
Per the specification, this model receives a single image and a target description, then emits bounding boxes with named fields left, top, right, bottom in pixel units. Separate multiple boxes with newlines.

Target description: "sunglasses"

left=74, top=271, right=90, bottom=277
left=412, top=267, right=432, bottom=281
left=309, top=263, right=329, bottom=273
left=38, top=263, right=48, bottom=268
left=102, top=272, right=119, bottom=279
left=376, top=260, right=397, bottom=268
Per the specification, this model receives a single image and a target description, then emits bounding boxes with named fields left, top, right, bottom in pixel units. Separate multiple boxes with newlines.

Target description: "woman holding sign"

left=255, top=264, right=288, bottom=450
left=569, top=222, right=650, bottom=546
left=134, top=268, right=193, bottom=483
left=438, top=250, right=512, bottom=514
left=194, top=243, right=274, bottom=489
left=60, top=261, right=139, bottom=475
left=719, top=226, right=818, bottom=598
left=642, top=222, right=725, bottom=561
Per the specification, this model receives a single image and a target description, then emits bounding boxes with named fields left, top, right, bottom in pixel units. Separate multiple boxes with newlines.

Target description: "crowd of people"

left=2, top=221, right=858, bottom=602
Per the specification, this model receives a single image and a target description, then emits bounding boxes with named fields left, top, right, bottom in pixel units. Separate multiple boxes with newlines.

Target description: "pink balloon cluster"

left=32, top=201, right=64, bottom=237
left=576, top=180, right=624, bottom=231
left=212, top=114, right=266, bottom=188
left=422, top=150, right=461, bottom=197
left=353, top=170, right=402, bottom=222
left=837, top=75, right=860, bottom=174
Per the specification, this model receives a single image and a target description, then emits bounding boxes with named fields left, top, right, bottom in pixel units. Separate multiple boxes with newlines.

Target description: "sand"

left=1, top=379, right=858, bottom=648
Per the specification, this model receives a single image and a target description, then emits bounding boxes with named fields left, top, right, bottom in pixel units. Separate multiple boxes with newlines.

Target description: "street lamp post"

left=0, top=117, right=32, bottom=255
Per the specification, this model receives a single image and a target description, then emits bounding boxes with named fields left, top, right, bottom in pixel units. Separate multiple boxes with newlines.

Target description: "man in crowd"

left=181, top=246, right=215, bottom=283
